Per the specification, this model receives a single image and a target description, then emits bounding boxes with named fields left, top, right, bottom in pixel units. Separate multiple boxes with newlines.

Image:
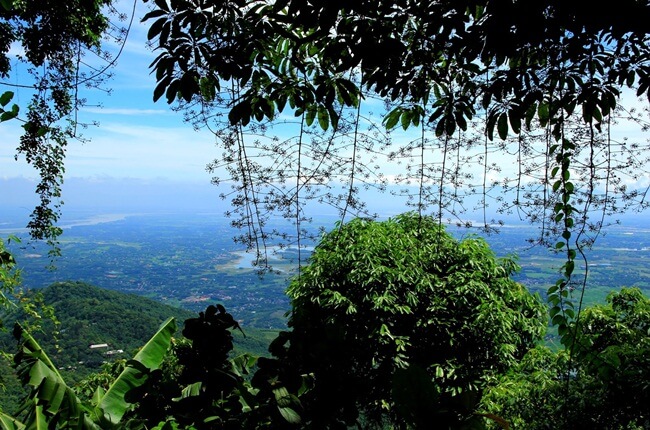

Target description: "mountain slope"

left=0, top=281, right=276, bottom=413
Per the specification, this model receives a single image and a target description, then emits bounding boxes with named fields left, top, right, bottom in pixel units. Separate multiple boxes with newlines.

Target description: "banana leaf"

left=12, top=324, right=100, bottom=430
left=96, top=317, right=176, bottom=425
left=0, top=411, right=25, bottom=430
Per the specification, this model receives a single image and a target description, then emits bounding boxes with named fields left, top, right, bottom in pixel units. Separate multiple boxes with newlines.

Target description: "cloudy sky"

left=0, top=1, right=234, bottom=220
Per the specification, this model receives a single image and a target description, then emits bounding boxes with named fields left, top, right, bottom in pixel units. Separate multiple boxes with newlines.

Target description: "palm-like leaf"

left=95, top=317, right=176, bottom=424
left=12, top=324, right=100, bottom=430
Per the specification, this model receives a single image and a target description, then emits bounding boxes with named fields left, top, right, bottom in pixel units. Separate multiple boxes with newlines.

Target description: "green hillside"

left=0, top=281, right=276, bottom=414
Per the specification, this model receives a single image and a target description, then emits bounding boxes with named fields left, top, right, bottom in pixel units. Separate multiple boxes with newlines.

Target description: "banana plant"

left=93, top=317, right=177, bottom=426
left=1, top=318, right=176, bottom=430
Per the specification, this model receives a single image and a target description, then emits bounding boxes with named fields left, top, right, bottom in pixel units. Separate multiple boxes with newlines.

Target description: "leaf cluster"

left=1, top=0, right=121, bottom=250
left=144, top=0, right=650, bottom=136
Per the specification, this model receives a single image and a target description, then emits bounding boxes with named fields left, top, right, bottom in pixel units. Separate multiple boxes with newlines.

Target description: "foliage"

left=0, top=0, right=128, bottom=251
left=96, top=317, right=177, bottom=425
left=140, top=5, right=650, bottom=389
left=144, top=0, right=650, bottom=128
left=0, top=318, right=176, bottom=430
left=0, top=281, right=194, bottom=382
left=0, top=91, right=18, bottom=122
left=1, top=236, right=58, bottom=406
left=266, top=213, right=547, bottom=428
left=0, top=236, right=20, bottom=328
left=481, top=288, right=650, bottom=429
left=1, top=281, right=646, bottom=429
left=8, top=324, right=102, bottom=430
left=121, top=304, right=303, bottom=429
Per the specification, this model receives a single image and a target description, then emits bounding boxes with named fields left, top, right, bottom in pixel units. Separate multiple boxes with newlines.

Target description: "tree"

left=142, top=0, right=650, bottom=233
left=117, top=304, right=304, bottom=429
left=266, top=213, right=546, bottom=428
left=1, top=304, right=302, bottom=430
left=481, top=287, right=650, bottom=429
left=0, top=0, right=128, bottom=252
left=0, top=236, right=20, bottom=322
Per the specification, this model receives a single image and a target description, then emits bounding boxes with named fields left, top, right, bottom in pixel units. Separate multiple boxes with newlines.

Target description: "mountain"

left=0, top=281, right=276, bottom=413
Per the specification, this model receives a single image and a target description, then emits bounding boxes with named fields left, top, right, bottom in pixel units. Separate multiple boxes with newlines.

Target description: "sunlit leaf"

left=97, top=318, right=176, bottom=424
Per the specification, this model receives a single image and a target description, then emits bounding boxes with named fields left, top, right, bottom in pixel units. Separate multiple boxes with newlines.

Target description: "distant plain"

left=6, top=212, right=650, bottom=329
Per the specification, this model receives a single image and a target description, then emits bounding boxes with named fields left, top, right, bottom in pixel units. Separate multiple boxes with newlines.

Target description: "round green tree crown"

left=286, top=213, right=547, bottom=427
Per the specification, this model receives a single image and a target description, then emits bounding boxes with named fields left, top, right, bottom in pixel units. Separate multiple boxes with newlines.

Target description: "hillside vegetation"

left=0, top=281, right=274, bottom=414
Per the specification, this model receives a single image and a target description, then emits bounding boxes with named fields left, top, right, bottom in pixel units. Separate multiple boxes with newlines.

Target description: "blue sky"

left=0, top=1, right=234, bottom=221
left=1, top=0, right=218, bottom=184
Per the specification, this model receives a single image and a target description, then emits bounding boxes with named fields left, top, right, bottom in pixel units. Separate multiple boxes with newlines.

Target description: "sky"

left=0, top=0, right=230, bottom=219
left=2, top=1, right=217, bottom=182
left=1, top=1, right=650, bottom=225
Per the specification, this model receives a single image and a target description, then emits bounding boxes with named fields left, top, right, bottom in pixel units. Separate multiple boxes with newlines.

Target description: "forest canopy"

left=139, top=0, right=650, bottom=347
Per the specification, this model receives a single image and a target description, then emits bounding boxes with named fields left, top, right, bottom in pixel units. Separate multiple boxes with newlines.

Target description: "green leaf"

left=0, top=411, right=24, bottom=430
left=552, top=314, right=565, bottom=326
left=31, top=406, right=47, bottom=430
left=317, top=106, right=329, bottom=131
left=524, top=103, right=537, bottom=128
left=497, top=112, right=508, bottom=140
left=175, top=382, right=203, bottom=400
left=435, top=117, right=446, bottom=137
left=165, top=79, right=180, bottom=104
left=1, top=110, right=18, bottom=122
left=328, top=107, right=339, bottom=130
left=565, top=260, right=575, bottom=276
left=305, top=106, right=316, bottom=127
left=147, top=17, right=167, bottom=41
left=565, top=182, right=574, bottom=193
left=97, top=318, right=176, bottom=424
left=141, top=9, right=168, bottom=22
left=384, top=108, right=401, bottom=130
left=549, top=305, right=561, bottom=317
left=0, top=91, right=13, bottom=107
left=550, top=166, right=559, bottom=177
left=508, top=109, right=521, bottom=134
left=538, top=102, right=549, bottom=126
left=153, top=79, right=168, bottom=102
left=273, top=387, right=301, bottom=424
left=400, top=110, right=411, bottom=130
left=13, top=326, right=100, bottom=430
left=277, top=405, right=300, bottom=424
left=199, top=77, right=216, bottom=102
